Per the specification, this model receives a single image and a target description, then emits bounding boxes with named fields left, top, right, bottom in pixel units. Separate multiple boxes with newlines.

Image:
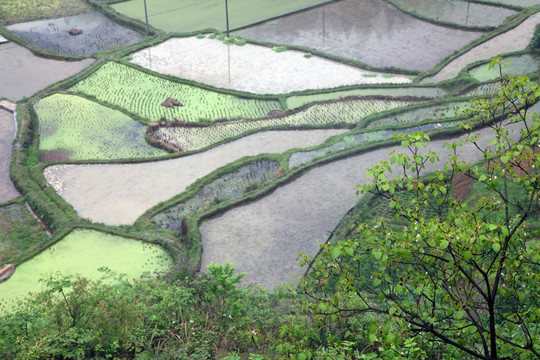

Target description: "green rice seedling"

left=365, top=101, right=471, bottom=129
left=151, top=98, right=416, bottom=151
left=69, top=62, right=281, bottom=123
left=151, top=159, right=280, bottom=235
left=36, top=93, right=168, bottom=161
left=272, top=45, right=288, bottom=52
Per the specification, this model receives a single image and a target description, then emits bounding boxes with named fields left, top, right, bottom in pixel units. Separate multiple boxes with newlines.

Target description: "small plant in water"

left=272, top=45, right=288, bottom=53
left=196, top=34, right=206, bottom=39
left=304, top=53, right=312, bottom=58
left=363, top=73, right=377, bottom=78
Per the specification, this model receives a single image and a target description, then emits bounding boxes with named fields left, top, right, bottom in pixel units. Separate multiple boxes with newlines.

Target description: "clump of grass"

left=272, top=45, right=288, bottom=53
left=362, top=73, right=377, bottom=78
left=196, top=34, right=206, bottom=39
left=208, top=33, right=216, bottom=39
left=304, top=53, right=312, bottom=58
left=382, top=74, right=395, bottom=78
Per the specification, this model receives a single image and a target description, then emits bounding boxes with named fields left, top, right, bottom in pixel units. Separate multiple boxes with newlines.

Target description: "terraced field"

left=129, top=37, right=412, bottom=94
left=150, top=98, right=419, bottom=151
left=151, top=159, right=281, bottom=236
left=469, top=54, right=538, bottom=82
left=0, top=42, right=94, bottom=101
left=70, top=62, right=282, bottom=122
left=233, top=0, right=482, bottom=71
left=0, top=229, right=172, bottom=311
left=43, top=129, right=345, bottom=225
left=36, top=94, right=168, bottom=161
left=423, top=12, right=540, bottom=82
left=7, top=12, right=145, bottom=56
left=390, top=0, right=515, bottom=27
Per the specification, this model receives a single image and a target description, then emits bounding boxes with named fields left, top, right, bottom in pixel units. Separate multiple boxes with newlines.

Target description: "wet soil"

left=0, top=109, right=19, bottom=203
left=233, top=0, right=482, bottom=72
left=44, top=129, right=346, bottom=225
left=130, top=37, right=411, bottom=95
left=0, top=42, right=94, bottom=101
left=7, top=11, right=145, bottom=56
left=200, top=121, right=527, bottom=289
left=423, top=12, right=540, bottom=83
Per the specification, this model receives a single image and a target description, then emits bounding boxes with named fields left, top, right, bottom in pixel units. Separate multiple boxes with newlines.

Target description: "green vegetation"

left=69, top=62, right=281, bottom=123
left=298, top=64, right=540, bottom=359
left=365, top=100, right=472, bottom=128
left=36, top=93, right=168, bottom=161
left=111, top=0, right=330, bottom=33
left=151, top=159, right=281, bottom=236
left=0, top=228, right=172, bottom=311
left=469, top=54, right=538, bottom=81
left=0, top=200, right=50, bottom=265
left=285, top=86, right=445, bottom=109
left=0, top=0, right=91, bottom=25
left=150, top=98, right=417, bottom=151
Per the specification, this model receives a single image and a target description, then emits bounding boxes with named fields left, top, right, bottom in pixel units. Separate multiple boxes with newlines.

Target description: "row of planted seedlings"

left=134, top=93, right=490, bottom=269
left=416, top=5, right=540, bottom=83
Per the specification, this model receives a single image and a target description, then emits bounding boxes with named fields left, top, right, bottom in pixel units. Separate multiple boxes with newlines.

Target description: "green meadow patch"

left=0, top=0, right=90, bottom=25
left=69, top=62, right=281, bottom=123
left=0, top=201, right=50, bottom=265
left=36, top=93, right=168, bottom=161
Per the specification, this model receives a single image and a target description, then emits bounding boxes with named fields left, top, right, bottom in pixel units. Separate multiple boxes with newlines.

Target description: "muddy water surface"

left=200, top=122, right=527, bottom=289
left=0, top=42, right=94, bottom=101
left=0, top=109, right=18, bottom=203
left=45, top=130, right=346, bottom=225
left=233, top=0, right=482, bottom=71
left=7, top=12, right=145, bottom=56
left=423, top=12, right=540, bottom=83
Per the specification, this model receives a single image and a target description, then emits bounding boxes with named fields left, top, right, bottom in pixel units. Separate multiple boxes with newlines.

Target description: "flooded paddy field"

left=36, top=93, right=168, bottom=161
left=0, top=42, right=94, bottom=101
left=423, top=12, right=540, bottom=83
left=200, top=122, right=524, bottom=289
left=0, top=229, right=172, bottom=311
left=44, top=129, right=345, bottom=225
left=233, top=0, right=482, bottom=72
left=112, top=0, right=329, bottom=33
left=7, top=11, right=145, bottom=56
left=286, top=86, right=446, bottom=109
left=469, top=54, right=539, bottom=82
left=392, top=0, right=515, bottom=27
left=129, top=37, right=411, bottom=95
left=0, top=109, right=18, bottom=203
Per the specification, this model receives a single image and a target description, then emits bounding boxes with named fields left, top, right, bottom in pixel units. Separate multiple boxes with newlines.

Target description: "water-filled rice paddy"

left=70, top=62, right=281, bottom=122
left=43, top=129, right=346, bottom=225
left=151, top=98, right=417, bottom=151
left=200, top=122, right=524, bottom=289
left=0, top=203, right=50, bottom=265
left=289, top=121, right=459, bottom=167
left=0, top=109, right=18, bottom=202
left=36, top=93, right=168, bottom=161
left=423, top=12, right=540, bottom=83
left=469, top=54, right=538, bottom=82
left=129, top=37, right=411, bottom=95
left=391, top=0, right=515, bottom=27
left=111, top=0, right=330, bottom=33
left=0, top=229, right=172, bottom=311
left=0, top=42, right=94, bottom=101
left=233, top=0, right=482, bottom=71
left=152, top=159, right=281, bottom=235
left=483, top=0, right=540, bottom=7
left=365, top=101, right=471, bottom=128
left=7, top=11, right=145, bottom=56
left=285, top=86, right=446, bottom=109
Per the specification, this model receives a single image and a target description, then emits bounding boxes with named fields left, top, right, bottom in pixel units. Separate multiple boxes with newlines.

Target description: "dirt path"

left=44, top=129, right=345, bottom=225
left=423, top=12, right=540, bottom=83
left=200, top=121, right=528, bottom=289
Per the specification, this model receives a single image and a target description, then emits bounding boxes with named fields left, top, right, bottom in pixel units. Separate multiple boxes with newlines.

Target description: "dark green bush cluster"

left=530, top=23, right=540, bottom=53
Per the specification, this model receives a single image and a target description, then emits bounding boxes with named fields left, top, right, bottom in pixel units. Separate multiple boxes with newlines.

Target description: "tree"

left=300, top=60, right=540, bottom=360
